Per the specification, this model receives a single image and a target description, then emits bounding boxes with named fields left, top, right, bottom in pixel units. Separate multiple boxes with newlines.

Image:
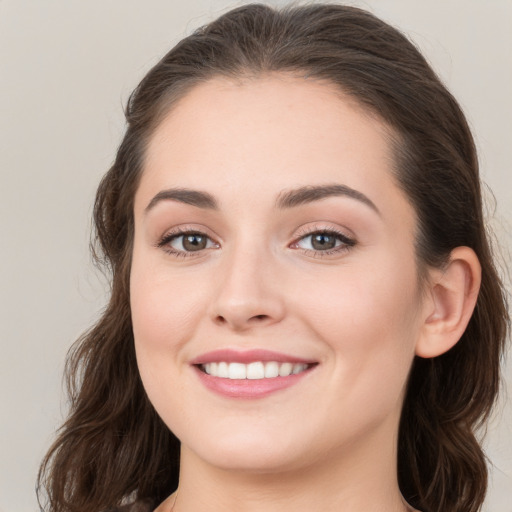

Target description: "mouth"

left=197, top=361, right=314, bottom=379
left=190, top=349, right=318, bottom=399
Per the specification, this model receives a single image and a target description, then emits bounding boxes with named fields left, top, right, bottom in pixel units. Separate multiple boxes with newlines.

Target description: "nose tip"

left=209, top=263, right=286, bottom=331
left=214, top=311, right=275, bottom=330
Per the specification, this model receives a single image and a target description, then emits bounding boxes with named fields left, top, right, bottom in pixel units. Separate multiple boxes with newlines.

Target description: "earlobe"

left=415, top=247, right=481, bottom=358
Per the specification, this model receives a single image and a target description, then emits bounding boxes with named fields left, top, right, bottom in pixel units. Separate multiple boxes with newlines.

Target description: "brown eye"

left=294, top=230, right=356, bottom=253
left=311, top=233, right=337, bottom=250
left=182, top=234, right=208, bottom=251
left=163, top=231, right=217, bottom=254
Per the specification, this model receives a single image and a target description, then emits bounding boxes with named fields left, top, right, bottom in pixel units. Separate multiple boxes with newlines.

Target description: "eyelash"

left=156, top=226, right=356, bottom=258
left=291, top=226, right=356, bottom=257
left=156, top=227, right=218, bottom=258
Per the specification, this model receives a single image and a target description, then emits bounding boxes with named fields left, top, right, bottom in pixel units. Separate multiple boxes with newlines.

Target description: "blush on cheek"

left=131, top=269, right=210, bottom=364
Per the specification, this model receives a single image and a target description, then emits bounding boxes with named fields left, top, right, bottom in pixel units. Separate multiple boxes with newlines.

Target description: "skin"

left=130, top=74, right=443, bottom=512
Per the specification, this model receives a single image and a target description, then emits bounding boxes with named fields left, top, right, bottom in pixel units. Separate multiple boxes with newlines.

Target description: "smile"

left=191, top=349, right=318, bottom=398
left=200, top=361, right=311, bottom=379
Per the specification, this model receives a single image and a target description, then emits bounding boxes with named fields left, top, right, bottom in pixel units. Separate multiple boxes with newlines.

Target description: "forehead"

left=136, top=74, right=412, bottom=225
left=145, top=74, right=391, bottom=172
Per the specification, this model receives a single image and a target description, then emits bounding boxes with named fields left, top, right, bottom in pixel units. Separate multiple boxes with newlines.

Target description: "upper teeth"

left=201, top=361, right=309, bottom=379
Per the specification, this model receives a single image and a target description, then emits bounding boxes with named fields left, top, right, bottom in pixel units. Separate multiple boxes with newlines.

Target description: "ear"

left=415, top=246, right=481, bottom=358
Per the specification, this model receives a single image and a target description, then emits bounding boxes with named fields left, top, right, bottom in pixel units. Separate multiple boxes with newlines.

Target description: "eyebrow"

left=275, top=184, right=380, bottom=214
left=144, top=183, right=379, bottom=215
left=145, top=188, right=218, bottom=213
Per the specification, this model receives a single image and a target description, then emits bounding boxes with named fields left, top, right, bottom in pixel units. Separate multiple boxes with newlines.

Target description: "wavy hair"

left=38, top=4, right=509, bottom=512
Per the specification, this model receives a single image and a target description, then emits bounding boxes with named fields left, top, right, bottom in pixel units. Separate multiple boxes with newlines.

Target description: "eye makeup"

left=155, top=223, right=357, bottom=259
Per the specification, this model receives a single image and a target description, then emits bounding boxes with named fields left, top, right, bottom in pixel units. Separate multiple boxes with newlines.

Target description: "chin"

left=196, top=446, right=304, bottom=474
left=180, top=424, right=313, bottom=474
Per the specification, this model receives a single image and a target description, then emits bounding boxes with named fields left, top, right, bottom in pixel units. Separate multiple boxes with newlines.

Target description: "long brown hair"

left=38, top=4, right=509, bottom=512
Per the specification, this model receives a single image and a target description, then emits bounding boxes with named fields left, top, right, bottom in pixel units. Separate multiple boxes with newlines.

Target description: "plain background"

left=0, top=1, right=510, bottom=510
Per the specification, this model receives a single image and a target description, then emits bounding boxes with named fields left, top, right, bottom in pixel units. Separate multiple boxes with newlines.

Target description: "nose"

left=209, top=245, right=286, bottom=332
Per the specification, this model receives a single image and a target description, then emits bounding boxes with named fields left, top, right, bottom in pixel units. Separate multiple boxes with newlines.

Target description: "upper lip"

left=189, top=349, right=317, bottom=365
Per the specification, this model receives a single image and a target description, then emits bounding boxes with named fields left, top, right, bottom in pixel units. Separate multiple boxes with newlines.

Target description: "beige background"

left=0, top=1, right=510, bottom=511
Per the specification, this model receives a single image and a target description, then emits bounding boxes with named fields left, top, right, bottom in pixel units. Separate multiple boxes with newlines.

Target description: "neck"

left=170, top=423, right=413, bottom=512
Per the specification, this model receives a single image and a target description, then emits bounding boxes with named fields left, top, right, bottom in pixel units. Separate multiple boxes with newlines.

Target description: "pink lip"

left=190, top=349, right=318, bottom=399
left=193, top=365, right=315, bottom=399
left=189, top=349, right=315, bottom=365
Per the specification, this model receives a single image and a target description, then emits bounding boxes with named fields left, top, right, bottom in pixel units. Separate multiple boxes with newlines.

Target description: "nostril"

left=212, top=310, right=278, bottom=329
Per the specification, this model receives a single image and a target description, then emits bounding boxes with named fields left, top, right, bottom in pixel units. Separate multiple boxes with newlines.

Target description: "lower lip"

left=193, top=366, right=314, bottom=399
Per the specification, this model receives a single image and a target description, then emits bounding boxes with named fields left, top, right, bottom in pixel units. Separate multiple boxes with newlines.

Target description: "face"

left=131, top=75, right=426, bottom=474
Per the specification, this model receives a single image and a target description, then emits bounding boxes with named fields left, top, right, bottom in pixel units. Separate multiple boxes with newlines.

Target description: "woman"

left=37, top=3, right=509, bottom=512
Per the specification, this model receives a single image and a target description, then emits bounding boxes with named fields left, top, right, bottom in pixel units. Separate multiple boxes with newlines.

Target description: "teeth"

left=229, top=362, right=246, bottom=379
left=247, top=362, right=264, bottom=380
left=217, top=362, right=229, bottom=378
left=264, top=361, right=279, bottom=378
left=279, top=362, right=293, bottom=377
left=201, top=361, right=309, bottom=379
left=292, top=364, right=304, bottom=374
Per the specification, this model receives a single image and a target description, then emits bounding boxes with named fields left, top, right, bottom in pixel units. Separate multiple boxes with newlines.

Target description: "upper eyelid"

left=157, top=230, right=219, bottom=257
left=289, top=224, right=358, bottom=253
left=157, top=225, right=220, bottom=244
left=292, top=230, right=355, bottom=247
left=158, top=234, right=217, bottom=253
left=293, top=223, right=356, bottom=241
left=156, top=223, right=357, bottom=250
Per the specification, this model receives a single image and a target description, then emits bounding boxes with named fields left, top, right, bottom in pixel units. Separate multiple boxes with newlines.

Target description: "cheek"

left=302, top=270, right=420, bottom=438
left=130, top=265, right=208, bottom=422
left=302, top=261, right=419, bottom=339
left=131, top=263, right=206, bottom=346
left=298, top=253, right=421, bottom=389
left=129, top=259, right=210, bottom=402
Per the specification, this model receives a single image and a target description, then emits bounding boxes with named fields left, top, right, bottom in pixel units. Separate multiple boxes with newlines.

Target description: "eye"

left=158, top=230, right=218, bottom=256
left=292, top=229, right=356, bottom=255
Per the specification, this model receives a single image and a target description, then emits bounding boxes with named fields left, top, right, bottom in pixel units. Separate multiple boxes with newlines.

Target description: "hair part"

left=38, top=4, right=509, bottom=512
